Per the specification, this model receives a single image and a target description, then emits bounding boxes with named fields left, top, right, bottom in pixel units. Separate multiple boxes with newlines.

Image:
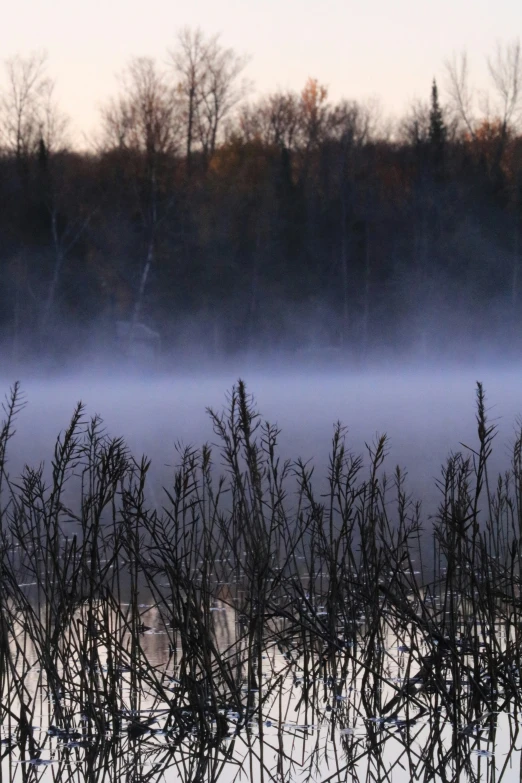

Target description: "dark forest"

left=1, top=34, right=521, bottom=365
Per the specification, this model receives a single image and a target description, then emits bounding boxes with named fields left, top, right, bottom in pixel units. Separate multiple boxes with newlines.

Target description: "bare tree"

left=237, top=91, right=301, bottom=148
left=446, top=42, right=522, bottom=138
left=238, top=90, right=376, bottom=152
left=397, top=99, right=431, bottom=145
left=445, top=52, right=476, bottom=137
left=488, top=40, right=522, bottom=135
left=102, top=57, right=180, bottom=156
left=169, top=28, right=208, bottom=167
left=1, top=52, right=47, bottom=159
left=39, top=80, right=69, bottom=154
left=328, top=99, right=375, bottom=146
left=170, top=28, right=249, bottom=168
left=0, top=51, right=67, bottom=161
left=101, top=57, right=181, bottom=337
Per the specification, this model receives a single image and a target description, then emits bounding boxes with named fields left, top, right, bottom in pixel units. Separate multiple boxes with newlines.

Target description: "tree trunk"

left=131, top=237, right=154, bottom=335
left=361, top=223, right=371, bottom=359
left=340, top=183, right=349, bottom=350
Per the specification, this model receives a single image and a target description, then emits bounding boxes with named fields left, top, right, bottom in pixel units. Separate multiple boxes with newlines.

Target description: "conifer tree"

left=428, top=79, right=446, bottom=166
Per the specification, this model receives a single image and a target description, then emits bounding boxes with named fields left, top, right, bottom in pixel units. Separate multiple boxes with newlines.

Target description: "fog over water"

left=2, top=359, right=521, bottom=518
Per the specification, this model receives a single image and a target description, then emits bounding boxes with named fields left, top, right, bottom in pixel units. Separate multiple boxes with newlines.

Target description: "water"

left=2, top=361, right=520, bottom=512
left=1, top=361, right=522, bottom=782
left=1, top=599, right=520, bottom=782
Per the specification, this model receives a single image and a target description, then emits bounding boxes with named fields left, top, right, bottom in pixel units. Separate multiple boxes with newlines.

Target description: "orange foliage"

left=209, top=137, right=276, bottom=190
left=465, top=118, right=508, bottom=145
left=464, top=117, right=517, bottom=187
left=300, top=78, right=328, bottom=117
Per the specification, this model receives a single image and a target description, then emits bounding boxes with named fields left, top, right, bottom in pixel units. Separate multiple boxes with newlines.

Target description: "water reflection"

left=2, top=380, right=522, bottom=781
left=2, top=596, right=522, bottom=783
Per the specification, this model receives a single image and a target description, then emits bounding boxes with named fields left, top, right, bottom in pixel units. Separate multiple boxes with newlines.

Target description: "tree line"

left=1, top=32, right=522, bottom=363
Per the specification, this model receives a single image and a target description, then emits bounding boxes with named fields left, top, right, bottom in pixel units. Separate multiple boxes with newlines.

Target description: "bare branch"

left=487, top=39, right=522, bottom=131
left=445, top=52, right=475, bottom=137
left=0, top=51, right=52, bottom=158
left=101, top=57, right=181, bottom=156
left=169, top=28, right=249, bottom=164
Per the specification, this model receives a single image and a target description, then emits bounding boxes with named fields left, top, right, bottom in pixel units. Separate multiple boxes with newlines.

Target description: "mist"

left=2, top=357, right=521, bottom=521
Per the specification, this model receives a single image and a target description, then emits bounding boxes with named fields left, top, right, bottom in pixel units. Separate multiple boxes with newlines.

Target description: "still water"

left=1, top=362, right=522, bottom=781
left=3, top=361, right=521, bottom=505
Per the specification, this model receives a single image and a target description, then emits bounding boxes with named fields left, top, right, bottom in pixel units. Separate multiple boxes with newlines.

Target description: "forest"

left=1, top=32, right=521, bottom=364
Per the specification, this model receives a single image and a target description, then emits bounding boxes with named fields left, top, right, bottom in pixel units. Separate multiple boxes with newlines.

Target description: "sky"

left=1, top=0, right=521, bottom=144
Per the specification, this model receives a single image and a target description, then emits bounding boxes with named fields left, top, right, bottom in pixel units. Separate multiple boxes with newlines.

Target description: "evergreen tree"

left=428, top=79, right=446, bottom=166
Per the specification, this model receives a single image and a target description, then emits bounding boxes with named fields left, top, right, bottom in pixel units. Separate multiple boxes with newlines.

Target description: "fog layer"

left=1, top=363, right=519, bottom=518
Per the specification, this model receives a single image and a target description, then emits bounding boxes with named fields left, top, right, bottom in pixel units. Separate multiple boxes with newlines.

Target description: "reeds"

left=0, top=378, right=521, bottom=782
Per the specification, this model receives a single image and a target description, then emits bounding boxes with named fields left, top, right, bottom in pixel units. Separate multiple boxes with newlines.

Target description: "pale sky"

left=1, top=0, right=521, bottom=144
